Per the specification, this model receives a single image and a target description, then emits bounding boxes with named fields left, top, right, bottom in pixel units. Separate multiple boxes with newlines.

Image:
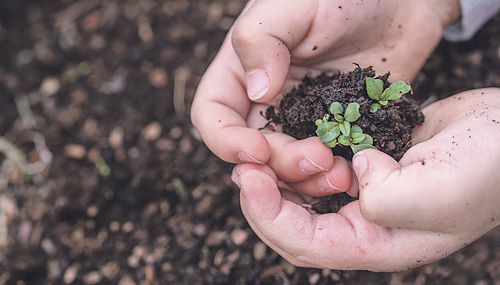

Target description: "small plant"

left=315, top=102, right=375, bottom=154
left=366, top=77, right=411, bottom=113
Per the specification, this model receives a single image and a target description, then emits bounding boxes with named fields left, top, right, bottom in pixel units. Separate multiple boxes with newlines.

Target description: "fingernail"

left=246, top=69, right=269, bottom=100
left=238, top=151, right=263, bottom=164
left=346, top=188, right=358, bottom=198
left=232, top=165, right=243, bottom=189
left=299, top=157, right=327, bottom=174
left=352, top=151, right=367, bottom=178
left=318, top=175, right=341, bottom=192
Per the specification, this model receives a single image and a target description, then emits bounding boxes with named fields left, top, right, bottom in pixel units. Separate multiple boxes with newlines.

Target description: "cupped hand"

left=232, top=163, right=458, bottom=271
left=191, top=0, right=459, bottom=196
left=231, top=88, right=500, bottom=271
left=354, top=88, right=500, bottom=235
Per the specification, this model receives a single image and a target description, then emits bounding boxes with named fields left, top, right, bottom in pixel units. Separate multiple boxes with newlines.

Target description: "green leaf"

left=320, top=126, right=341, bottom=142
left=339, top=121, right=351, bottom=137
left=333, top=114, right=344, bottom=122
left=344, top=103, right=361, bottom=122
left=316, top=124, right=327, bottom=136
left=379, top=100, right=388, bottom=106
left=324, top=121, right=339, bottom=129
left=370, top=103, right=381, bottom=113
left=351, top=124, right=363, bottom=134
left=351, top=144, right=377, bottom=154
left=388, top=81, right=411, bottom=99
left=330, top=125, right=341, bottom=138
left=324, top=140, right=338, bottom=148
left=330, top=102, right=344, bottom=115
left=315, top=119, right=324, bottom=126
left=366, top=77, right=384, bottom=100
left=320, top=132, right=337, bottom=143
left=338, top=135, right=351, bottom=146
left=381, top=80, right=411, bottom=101
left=351, top=133, right=366, bottom=144
left=360, top=134, right=374, bottom=145
left=316, top=121, right=336, bottom=135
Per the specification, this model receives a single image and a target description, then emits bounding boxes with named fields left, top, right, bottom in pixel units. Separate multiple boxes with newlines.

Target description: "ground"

left=0, top=0, right=499, bottom=284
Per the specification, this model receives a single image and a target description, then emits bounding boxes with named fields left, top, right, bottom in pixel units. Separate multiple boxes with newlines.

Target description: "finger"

left=231, top=0, right=317, bottom=102
left=264, top=134, right=333, bottom=181
left=288, top=156, right=353, bottom=197
left=231, top=163, right=310, bottom=204
left=353, top=89, right=500, bottom=232
left=191, top=36, right=270, bottom=164
left=353, top=143, right=490, bottom=233
left=231, top=163, right=278, bottom=189
left=237, top=165, right=458, bottom=271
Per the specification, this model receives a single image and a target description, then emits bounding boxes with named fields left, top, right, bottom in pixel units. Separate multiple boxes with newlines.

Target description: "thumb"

left=231, top=0, right=317, bottom=102
left=352, top=149, right=402, bottom=225
left=352, top=148, right=464, bottom=232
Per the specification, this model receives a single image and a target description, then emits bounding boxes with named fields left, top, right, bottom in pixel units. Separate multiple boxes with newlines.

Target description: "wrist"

left=425, top=0, right=461, bottom=28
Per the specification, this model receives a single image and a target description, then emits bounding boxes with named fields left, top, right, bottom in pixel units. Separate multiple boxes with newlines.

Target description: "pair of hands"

left=191, top=0, right=500, bottom=271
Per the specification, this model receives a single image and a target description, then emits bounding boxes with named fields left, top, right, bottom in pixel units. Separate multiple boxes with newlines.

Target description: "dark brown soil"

left=264, top=66, right=424, bottom=214
left=264, top=65, right=424, bottom=161
left=1, top=0, right=500, bottom=284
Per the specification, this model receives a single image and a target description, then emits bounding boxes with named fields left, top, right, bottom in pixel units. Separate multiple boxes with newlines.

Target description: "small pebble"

left=142, top=122, right=162, bottom=141
left=308, top=273, right=321, bottom=285
left=230, top=228, right=249, bottom=246
left=64, top=144, right=86, bottom=159
left=149, top=68, right=168, bottom=88
left=41, top=238, right=57, bottom=255
left=109, top=127, right=124, bottom=149
left=63, top=263, right=80, bottom=284
left=253, top=242, right=267, bottom=261
left=40, top=77, right=60, bottom=96
left=83, top=271, right=102, bottom=284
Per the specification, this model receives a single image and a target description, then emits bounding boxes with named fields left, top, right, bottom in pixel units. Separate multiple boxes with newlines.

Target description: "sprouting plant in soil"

left=366, top=77, right=411, bottom=113
left=315, top=102, right=375, bottom=154
left=263, top=65, right=425, bottom=214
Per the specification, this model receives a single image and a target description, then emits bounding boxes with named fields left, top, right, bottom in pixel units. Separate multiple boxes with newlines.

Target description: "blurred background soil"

left=0, top=0, right=499, bottom=284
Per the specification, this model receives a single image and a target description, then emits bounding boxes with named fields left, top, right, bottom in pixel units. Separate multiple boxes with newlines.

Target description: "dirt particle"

left=338, top=5, right=342, bottom=8
left=381, top=57, right=387, bottom=62
left=312, top=46, right=318, bottom=51
left=230, top=228, right=249, bottom=245
left=148, top=67, right=169, bottom=88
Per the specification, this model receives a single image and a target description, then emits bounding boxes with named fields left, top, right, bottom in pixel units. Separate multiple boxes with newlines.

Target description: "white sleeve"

left=442, top=0, right=500, bottom=41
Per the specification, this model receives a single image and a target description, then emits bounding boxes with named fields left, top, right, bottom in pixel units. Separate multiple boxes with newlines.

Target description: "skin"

left=232, top=88, right=500, bottom=271
left=191, top=0, right=459, bottom=196
left=189, top=0, right=500, bottom=272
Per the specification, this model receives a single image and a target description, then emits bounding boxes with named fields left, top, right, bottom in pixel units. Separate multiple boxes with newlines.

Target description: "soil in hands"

left=263, top=65, right=425, bottom=214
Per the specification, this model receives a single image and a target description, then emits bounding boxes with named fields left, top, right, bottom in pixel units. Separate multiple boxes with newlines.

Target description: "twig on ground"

left=173, top=66, right=189, bottom=116
left=53, top=0, right=101, bottom=29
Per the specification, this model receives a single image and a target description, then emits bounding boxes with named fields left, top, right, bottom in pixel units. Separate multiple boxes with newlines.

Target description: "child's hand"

left=354, top=88, right=500, bottom=234
left=231, top=88, right=500, bottom=271
left=191, top=0, right=459, bottom=170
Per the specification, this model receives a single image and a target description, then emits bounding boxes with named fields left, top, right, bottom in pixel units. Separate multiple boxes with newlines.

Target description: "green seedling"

left=315, top=102, right=375, bottom=154
left=366, top=77, right=411, bottom=113
left=337, top=125, right=376, bottom=154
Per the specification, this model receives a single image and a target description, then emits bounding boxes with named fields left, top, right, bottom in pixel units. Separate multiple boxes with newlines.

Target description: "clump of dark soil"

left=264, top=65, right=425, bottom=213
